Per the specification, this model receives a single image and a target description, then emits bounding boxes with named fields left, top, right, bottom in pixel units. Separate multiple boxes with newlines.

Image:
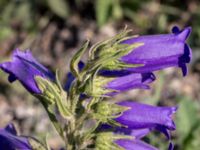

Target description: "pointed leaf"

left=70, top=40, right=89, bottom=81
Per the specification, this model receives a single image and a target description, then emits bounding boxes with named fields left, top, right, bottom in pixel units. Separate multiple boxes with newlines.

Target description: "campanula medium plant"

left=0, top=26, right=192, bottom=150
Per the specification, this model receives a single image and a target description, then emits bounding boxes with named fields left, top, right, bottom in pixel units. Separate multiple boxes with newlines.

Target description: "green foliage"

left=1, top=0, right=35, bottom=30
left=0, top=0, right=200, bottom=48
left=95, top=0, right=123, bottom=27
left=0, top=26, right=13, bottom=41
left=47, top=0, right=69, bottom=19
left=176, top=97, right=200, bottom=150
left=176, top=98, right=199, bottom=142
left=96, top=0, right=112, bottom=27
left=183, top=123, right=200, bottom=150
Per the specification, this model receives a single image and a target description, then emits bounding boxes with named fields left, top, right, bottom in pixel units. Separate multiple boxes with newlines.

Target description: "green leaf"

left=47, top=0, right=69, bottom=18
left=39, top=99, right=65, bottom=141
left=35, top=76, right=72, bottom=119
left=2, top=2, right=15, bottom=23
left=183, top=121, right=200, bottom=150
left=0, top=27, right=13, bottom=41
left=112, top=0, right=123, bottom=20
left=176, top=97, right=199, bottom=143
left=15, top=2, right=33, bottom=29
left=70, top=40, right=89, bottom=81
left=96, top=0, right=112, bottom=27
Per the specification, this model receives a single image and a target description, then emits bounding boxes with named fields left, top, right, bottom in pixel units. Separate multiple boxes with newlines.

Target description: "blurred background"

left=0, top=0, right=200, bottom=149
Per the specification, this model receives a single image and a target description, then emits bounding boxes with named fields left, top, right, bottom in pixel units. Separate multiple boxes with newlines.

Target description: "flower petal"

left=119, top=27, right=192, bottom=75
left=115, top=101, right=177, bottom=130
left=0, top=49, right=54, bottom=94
left=115, top=139, right=158, bottom=150
left=0, top=124, right=32, bottom=150
left=105, top=73, right=156, bottom=92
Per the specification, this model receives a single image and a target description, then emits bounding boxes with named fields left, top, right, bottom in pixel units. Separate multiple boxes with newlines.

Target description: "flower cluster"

left=0, top=26, right=191, bottom=150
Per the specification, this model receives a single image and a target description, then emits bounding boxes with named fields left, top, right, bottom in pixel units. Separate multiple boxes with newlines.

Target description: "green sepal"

left=35, top=76, right=72, bottom=119
left=70, top=40, right=89, bottom=81
left=35, top=77, right=56, bottom=105
left=88, top=42, right=144, bottom=73
left=86, top=27, right=143, bottom=72
left=93, top=101, right=130, bottom=126
left=82, top=75, right=116, bottom=97
left=89, top=27, right=132, bottom=59
left=95, top=132, right=133, bottom=150
left=28, top=137, right=47, bottom=150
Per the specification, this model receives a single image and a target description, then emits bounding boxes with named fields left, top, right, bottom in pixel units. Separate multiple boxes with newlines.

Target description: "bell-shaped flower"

left=0, top=123, right=32, bottom=150
left=100, top=123, right=173, bottom=150
left=120, top=26, right=192, bottom=76
left=114, top=127, right=174, bottom=150
left=105, top=72, right=155, bottom=92
left=115, top=139, right=158, bottom=150
left=115, top=101, right=177, bottom=131
left=95, top=130, right=158, bottom=150
left=83, top=72, right=155, bottom=97
left=0, top=49, right=54, bottom=94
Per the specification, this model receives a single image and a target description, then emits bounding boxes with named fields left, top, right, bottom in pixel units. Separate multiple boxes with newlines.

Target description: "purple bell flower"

left=105, top=72, right=155, bottom=93
left=121, top=26, right=192, bottom=76
left=115, top=139, right=158, bottom=150
left=114, top=122, right=174, bottom=150
left=83, top=72, right=155, bottom=97
left=112, top=127, right=150, bottom=139
left=0, top=123, right=32, bottom=150
left=129, top=128, right=150, bottom=139
left=0, top=49, right=54, bottom=94
left=101, top=122, right=173, bottom=149
left=115, top=101, right=177, bottom=131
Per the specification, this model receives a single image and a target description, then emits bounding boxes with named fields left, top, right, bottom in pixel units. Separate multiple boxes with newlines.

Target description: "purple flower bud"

left=114, top=125, right=171, bottom=141
left=130, top=128, right=150, bottom=139
left=115, top=139, right=158, bottom=150
left=101, top=121, right=173, bottom=149
left=114, top=128, right=151, bottom=139
left=0, top=49, right=54, bottom=94
left=121, top=26, right=192, bottom=76
left=115, top=127, right=174, bottom=150
left=83, top=72, right=155, bottom=97
left=115, top=101, right=177, bottom=130
left=0, top=124, right=32, bottom=150
left=105, top=73, right=156, bottom=93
